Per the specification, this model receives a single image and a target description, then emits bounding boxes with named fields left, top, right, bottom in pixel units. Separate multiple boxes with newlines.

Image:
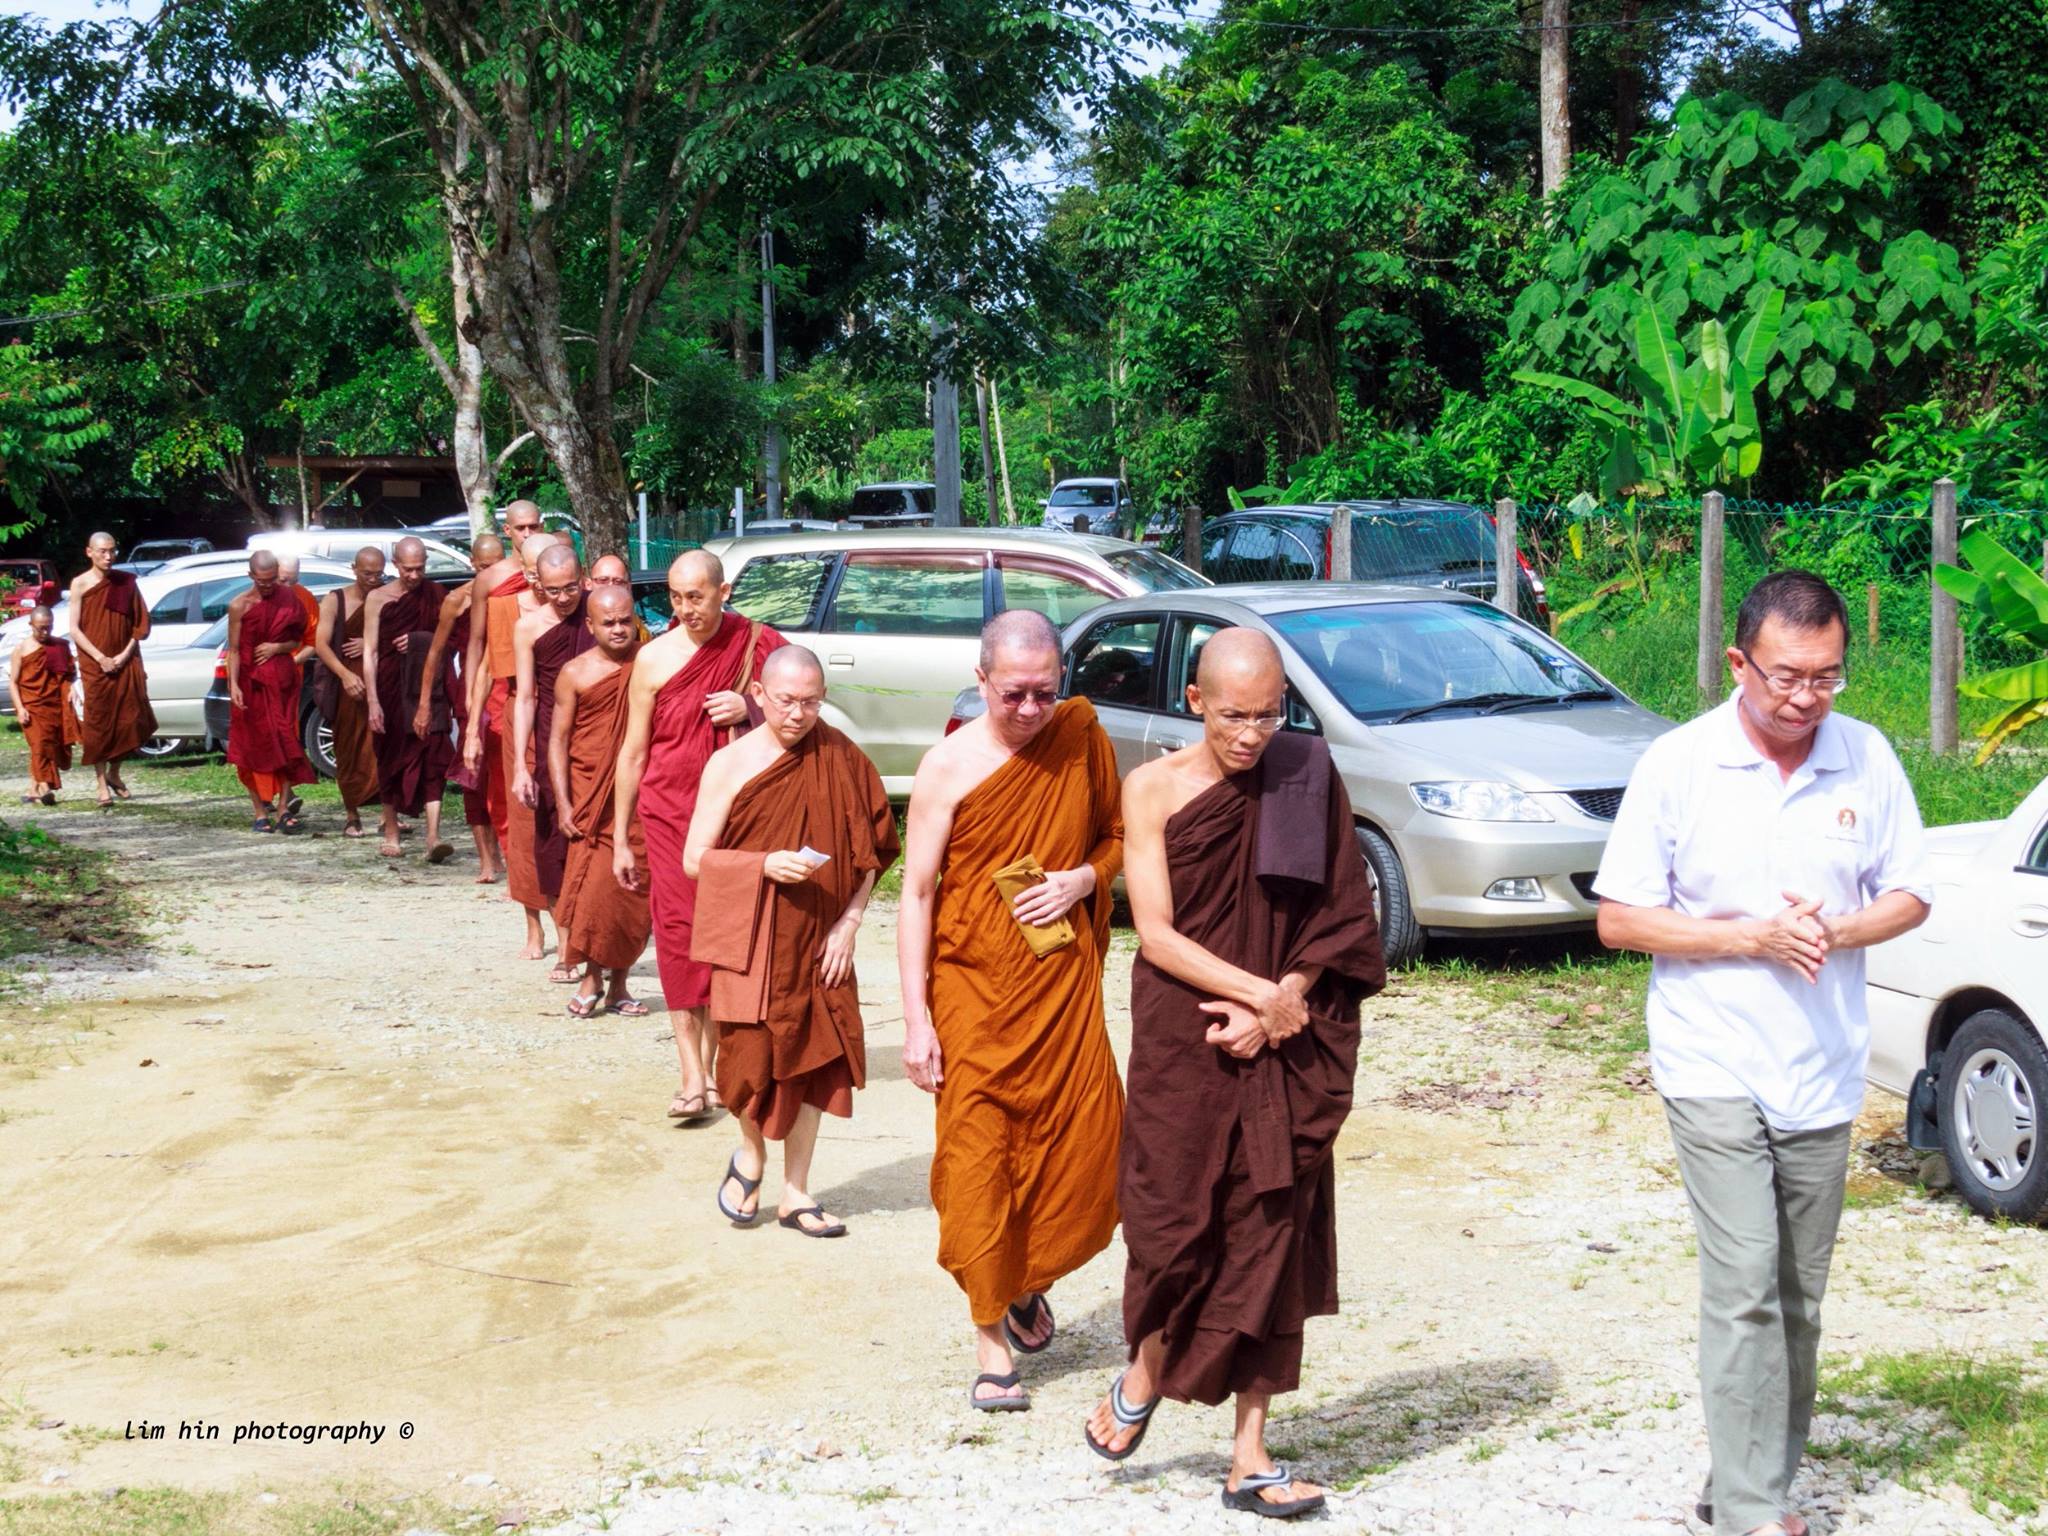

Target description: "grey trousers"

left=1663, top=1096, right=1851, bottom=1536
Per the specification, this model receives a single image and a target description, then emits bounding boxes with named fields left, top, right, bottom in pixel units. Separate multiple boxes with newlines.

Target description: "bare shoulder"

left=514, top=604, right=552, bottom=641
left=479, top=556, right=520, bottom=591
left=364, top=583, right=396, bottom=611
left=227, top=586, right=255, bottom=615
left=67, top=571, right=96, bottom=599
left=908, top=723, right=992, bottom=815
left=559, top=649, right=607, bottom=690
left=632, top=628, right=693, bottom=690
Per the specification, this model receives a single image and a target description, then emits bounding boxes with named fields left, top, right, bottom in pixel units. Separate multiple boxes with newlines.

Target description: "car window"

left=1347, top=505, right=1493, bottom=581
left=1050, top=484, right=1117, bottom=508
left=1270, top=600, right=1605, bottom=721
left=826, top=553, right=984, bottom=636
left=1103, top=548, right=1209, bottom=592
left=996, top=556, right=1115, bottom=628
left=2025, top=816, right=2048, bottom=873
left=632, top=580, right=674, bottom=636
left=730, top=552, right=837, bottom=630
left=1067, top=616, right=1161, bottom=710
left=148, top=584, right=198, bottom=623
left=425, top=556, right=471, bottom=583
left=848, top=489, right=904, bottom=519
left=197, top=575, right=257, bottom=622
left=1165, top=619, right=1223, bottom=717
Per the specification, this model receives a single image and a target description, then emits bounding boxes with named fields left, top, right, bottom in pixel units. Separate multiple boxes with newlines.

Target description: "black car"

left=208, top=574, right=677, bottom=778
left=1202, top=500, right=1550, bottom=627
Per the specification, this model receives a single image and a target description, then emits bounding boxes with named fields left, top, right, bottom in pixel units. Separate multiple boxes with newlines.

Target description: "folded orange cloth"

left=990, top=854, right=1076, bottom=959
left=691, top=849, right=772, bottom=1023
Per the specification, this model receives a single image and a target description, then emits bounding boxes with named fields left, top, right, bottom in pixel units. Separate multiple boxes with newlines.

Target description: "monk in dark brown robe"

left=512, top=544, right=596, bottom=933
left=363, top=536, right=453, bottom=863
left=686, top=646, right=899, bottom=1234
left=315, top=547, right=387, bottom=838
left=68, top=531, right=155, bottom=805
left=420, top=531, right=505, bottom=882
left=549, top=584, right=650, bottom=1017
left=8, top=606, right=81, bottom=804
left=1086, top=627, right=1383, bottom=1521
left=897, top=610, right=1124, bottom=1410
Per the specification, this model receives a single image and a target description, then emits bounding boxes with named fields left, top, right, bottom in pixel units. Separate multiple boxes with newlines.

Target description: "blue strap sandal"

left=969, top=1371, right=1029, bottom=1412
left=1083, top=1370, right=1160, bottom=1461
left=1220, top=1465, right=1324, bottom=1520
left=714, top=1153, right=760, bottom=1227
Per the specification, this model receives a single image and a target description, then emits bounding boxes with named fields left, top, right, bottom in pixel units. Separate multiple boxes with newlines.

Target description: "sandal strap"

left=1110, top=1372, right=1158, bottom=1427
left=973, top=1372, right=1021, bottom=1389
left=723, top=1155, right=761, bottom=1194
left=1236, top=1465, right=1294, bottom=1492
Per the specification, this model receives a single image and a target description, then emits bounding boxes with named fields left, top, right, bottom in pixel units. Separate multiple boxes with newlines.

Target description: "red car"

left=0, top=558, right=60, bottom=614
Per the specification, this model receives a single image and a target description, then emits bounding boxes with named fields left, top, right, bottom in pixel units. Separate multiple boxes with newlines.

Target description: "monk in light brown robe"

left=68, top=531, right=155, bottom=805
left=685, top=646, right=898, bottom=1235
left=512, top=542, right=594, bottom=984
left=8, top=606, right=81, bottom=804
left=315, top=547, right=387, bottom=838
left=224, top=550, right=315, bottom=830
left=1085, top=628, right=1383, bottom=1520
left=897, top=610, right=1124, bottom=1411
left=363, top=536, right=453, bottom=863
left=549, top=584, right=650, bottom=1017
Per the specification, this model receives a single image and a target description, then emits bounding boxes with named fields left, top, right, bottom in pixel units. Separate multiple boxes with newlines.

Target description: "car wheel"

left=1937, top=1007, right=2047, bottom=1224
left=136, top=736, right=183, bottom=758
left=1354, top=825, right=1421, bottom=969
left=302, top=708, right=337, bottom=780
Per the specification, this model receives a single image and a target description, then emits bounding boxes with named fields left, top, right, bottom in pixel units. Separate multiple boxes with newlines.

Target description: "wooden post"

left=988, top=374, right=1016, bottom=525
left=1181, top=504, right=1202, bottom=574
left=1930, top=477, right=1959, bottom=754
left=1697, top=490, right=1726, bottom=715
left=1330, top=503, right=1354, bottom=583
left=1493, top=498, right=1518, bottom=618
left=1866, top=582, right=1879, bottom=649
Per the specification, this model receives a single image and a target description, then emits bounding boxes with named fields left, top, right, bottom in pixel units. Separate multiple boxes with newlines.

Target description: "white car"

left=1867, top=773, right=2048, bottom=1222
left=248, top=529, right=472, bottom=583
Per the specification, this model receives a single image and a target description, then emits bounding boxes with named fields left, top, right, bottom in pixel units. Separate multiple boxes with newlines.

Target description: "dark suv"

left=1201, top=501, right=1549, bottom=627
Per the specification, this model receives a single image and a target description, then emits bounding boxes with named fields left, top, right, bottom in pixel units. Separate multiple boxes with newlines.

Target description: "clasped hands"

left=1756, top=890, right=1836, bottom=984
left=1011, top=865, right=1093, bottom=927
left=1202, top=979, right=1309, bottom=1059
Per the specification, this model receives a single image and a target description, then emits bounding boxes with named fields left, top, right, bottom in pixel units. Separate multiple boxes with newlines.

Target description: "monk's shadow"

left=1111, top=1355, right=1562, bottom=1489
left=820, top=1151, right=936, bottom=1217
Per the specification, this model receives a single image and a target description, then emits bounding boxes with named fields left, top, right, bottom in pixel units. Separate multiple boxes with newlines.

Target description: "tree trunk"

left=1612, top=0, right=1642, bottom=158
left=1539, top=0, right=1572, bottom=197
left=449, top=248, right=494, bottom=537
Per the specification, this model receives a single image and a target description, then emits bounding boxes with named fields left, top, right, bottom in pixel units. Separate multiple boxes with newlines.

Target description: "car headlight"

left=1410, top=781, right=1554, bottom=822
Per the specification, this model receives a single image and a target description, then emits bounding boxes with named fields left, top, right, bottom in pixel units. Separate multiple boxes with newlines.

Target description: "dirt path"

left=2, top=759, right=2042, bottom=1533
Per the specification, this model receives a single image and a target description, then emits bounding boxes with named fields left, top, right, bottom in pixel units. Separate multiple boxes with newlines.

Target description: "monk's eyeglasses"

left=764, top=692, right=823, bottom=713
left=542, top=582, right=581, bottom=599
left=995, top=687, right=1059, bottom=709
left=1212, top=712, right=1285, bottom=736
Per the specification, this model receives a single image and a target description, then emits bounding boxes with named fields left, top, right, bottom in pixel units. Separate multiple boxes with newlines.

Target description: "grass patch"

left=0, top=819, right=142, bottom=971
left=0, top=1486, right=475, bottom=1536
left=1815, top=1351, right=2048, bottom=1520
left=1408, top=937, right=1651, bottom=1080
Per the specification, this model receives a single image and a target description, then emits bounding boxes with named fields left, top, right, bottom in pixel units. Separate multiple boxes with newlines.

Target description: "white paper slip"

left=796, top=846, right=832, bottom=868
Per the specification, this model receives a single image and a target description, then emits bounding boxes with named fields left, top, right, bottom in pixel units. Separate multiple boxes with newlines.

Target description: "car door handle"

left=1153, top=736, right=1186, bottom=754
left=826, top=653, right=855, bottom=668
left=2016, top=905, right=2048, bottom=938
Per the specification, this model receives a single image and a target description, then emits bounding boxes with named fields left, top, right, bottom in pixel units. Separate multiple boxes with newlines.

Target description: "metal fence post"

left=1492, top=498, right=1517, bottom=618
left=1930, top=477, right=1959, bottom=754
left=1697, top=490, right=1726, bottom=715
left=1330, top=503, right=1354, bottom=584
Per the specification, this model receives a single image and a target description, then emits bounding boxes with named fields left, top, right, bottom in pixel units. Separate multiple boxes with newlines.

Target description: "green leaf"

left=1800, top=358, right=1837, bottom=397
left=1510, top=369, right=1642, bottom=421
left=1877, top=111, right=1911, bottom=153
left=1633, top=299, right=1685, bottom=416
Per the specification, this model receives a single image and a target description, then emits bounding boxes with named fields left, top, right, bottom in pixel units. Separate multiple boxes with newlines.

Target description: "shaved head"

left=30, top=604, right=52, bottom=624
left=88, top=531, right=116, bottom=551
left=1194, top=626, right=1284, bottom=693
left=536, top=543, right=582, bottom=580
left=501, top=500, right=544, bottom=547
left=277, top=555, right=301, bottom=580
left=979, top=608, right=1060, bottom=672
left=590, top=553, right=629, bottom=585
left=588, top=583, right=636, bottom=619
left=249, top=550, right=280, bottom=575
left=353, top=545, right=386, bottom=573
left=472, top=533, right=505, bottom=566
left=761, top=644, right=825, bottom=687
left=394, top=536, right=426, bottom=562
left=669, top=549, right=724, bottom=588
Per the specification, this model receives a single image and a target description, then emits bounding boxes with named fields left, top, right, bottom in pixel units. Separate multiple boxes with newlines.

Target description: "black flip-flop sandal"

left=1220, top=1465, right=1324, bottom=1520
left=277, top=813, right=304, bottom=835
left=715, top=1153, right=761, bottom=1227
left=251, top=816, right=274, bottom=833
left=776, top=1206, right=847, bottom=1239
left=1083, top=1370, right=1160, bottom=1462
left=1002, top=1292, right=1054, bottom=1355
left=38, top=792, right=56, bottom=806
left=969, top=1372, right=1029, bottom=1412
left=282, top=793, right=304, bottom=818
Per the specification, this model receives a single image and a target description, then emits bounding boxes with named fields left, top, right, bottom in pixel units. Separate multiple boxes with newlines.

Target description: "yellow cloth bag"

left=990, top=854, right=1076, bottom=959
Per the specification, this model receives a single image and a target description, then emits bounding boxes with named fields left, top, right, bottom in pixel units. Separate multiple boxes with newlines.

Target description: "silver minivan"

left=1052, top=584, right=1672, bottom=964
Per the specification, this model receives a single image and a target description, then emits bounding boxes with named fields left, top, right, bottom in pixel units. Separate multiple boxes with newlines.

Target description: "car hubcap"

left=1953, top=1047, right=2036, bottom=1193
left=317, top=724, right=334, bottom=762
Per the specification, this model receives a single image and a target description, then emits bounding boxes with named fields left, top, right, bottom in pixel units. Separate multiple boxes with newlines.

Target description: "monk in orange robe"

left=463, top=512, right=552, bottom=956
left=225, top=550, right=316, bottom=830
left=686, top=646, right=899, bottom=1235
left=897, top=610, right=1124, bottom=1411
left=1086, top=629, right=1383, bottom=1519
left=278, top=557, right=321, bottom=648
left=8, top=605, right=81, bottom=804
left=314, top=547, right=386, bottom=837
left=68, top=531, right=156, bottom=806
left=549, top=584, right=651, bottom=1016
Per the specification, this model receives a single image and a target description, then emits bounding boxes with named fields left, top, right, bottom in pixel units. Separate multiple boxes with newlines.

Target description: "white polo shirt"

left=1594, top=695, right=1933, bottom=1131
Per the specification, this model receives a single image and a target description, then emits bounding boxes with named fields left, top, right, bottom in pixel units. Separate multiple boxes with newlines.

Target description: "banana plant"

left=1514, top=289, right=1785, bottom=497
left=1934, top=529, right=2048, bottom=761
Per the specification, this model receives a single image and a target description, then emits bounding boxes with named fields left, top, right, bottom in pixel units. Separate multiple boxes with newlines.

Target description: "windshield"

left=1051, top=483, right=1117, bottom=507
left=1104, top=548, right=1210, bottom=591
left=1270, top=601, right=1607, bottom=723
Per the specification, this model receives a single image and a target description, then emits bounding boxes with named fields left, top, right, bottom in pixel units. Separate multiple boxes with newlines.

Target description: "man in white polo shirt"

left=1595, top=570, right=1932, bottom=1536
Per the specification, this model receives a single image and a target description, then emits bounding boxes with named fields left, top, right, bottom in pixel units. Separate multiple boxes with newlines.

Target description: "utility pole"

left=975, top=371, right=1000, bottom=528
left=759, top=216, right=784, bottom=518
left=932, top=326, right=963, bottom=528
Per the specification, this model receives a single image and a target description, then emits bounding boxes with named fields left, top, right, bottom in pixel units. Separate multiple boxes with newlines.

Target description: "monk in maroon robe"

left=614, top=550, right=783, bottom=1119
left=364, top=537, right=454, bottom=862
left=68, top=531, right=155, bottom=804
left=225, top=551, right=315, bottom=829
left=1087, top=627, right=1382, bottom=1521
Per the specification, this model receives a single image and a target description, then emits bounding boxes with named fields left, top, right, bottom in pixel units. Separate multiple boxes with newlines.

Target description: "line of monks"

left=18, top=515, right=1388, bottom=1520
